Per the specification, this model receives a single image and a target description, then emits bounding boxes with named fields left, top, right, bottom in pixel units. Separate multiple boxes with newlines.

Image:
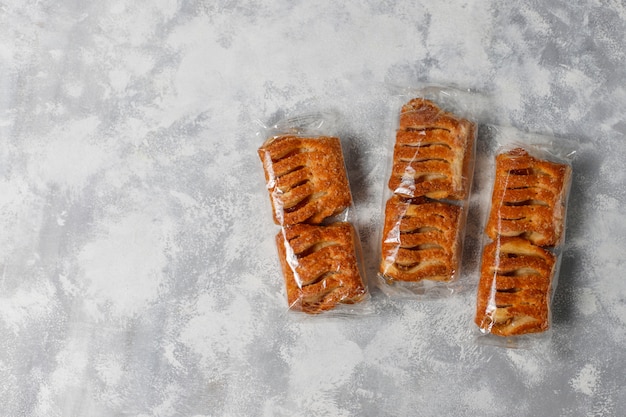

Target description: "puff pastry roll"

left=389, top=98, right=476, bottom=200
left=380, top=195, right=462, bottom=282
left=258, top=135, right=352, bottom=225
left=276, top=222, right=367, bottom=314
left=485, top=148, right=571, bottom=247
left=475, top=237, right=556, bottom=336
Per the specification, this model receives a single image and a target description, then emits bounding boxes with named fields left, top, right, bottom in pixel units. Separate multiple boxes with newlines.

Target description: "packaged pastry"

left=258, top=135, right=352, bottom=226
left=475, top=236, right=556, bottom=336
left=276, top=222, right=367, bottom=314
left=257, top=112, right=370, bottom=314
left=473, top=131, right=576, bottom=345
left=390, top=98, right=476, bottom=200
left=377, top=87, right=478, bottom=297
left=380, top=195, right=462, bottom=283
left=484, top=148, right=571, bottom=247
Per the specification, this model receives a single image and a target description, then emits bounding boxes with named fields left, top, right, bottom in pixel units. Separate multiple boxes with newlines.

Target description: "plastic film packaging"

left=377, top=86, right=479, bottom=298
left=473, top=125, right=576, bottom=347
left=257, top=111, right=370, bottom=315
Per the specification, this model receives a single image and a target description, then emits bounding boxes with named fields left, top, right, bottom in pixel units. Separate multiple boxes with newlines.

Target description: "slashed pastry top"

left=389, top=98, right=476, bottom=200
left=485, top=148, right=571, bottom=247
left=276, top=222, right=367, bottom=314
left=475, top=237, right=556, bottom=337
left=380, top=194, right=462, bottom=282
left=258, top=135, right=352, bottom=225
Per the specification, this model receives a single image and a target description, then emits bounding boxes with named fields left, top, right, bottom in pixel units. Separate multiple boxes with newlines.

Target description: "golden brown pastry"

left=485, top=148, right=571, bottom=247
left=389, top=98, right=476, bottom=200
left=258, top=135, right=352, bottom=225
left=475, top=237, right=556, bottom=336
left=380, top=194, right=462, bottom=282
left=276, top=222, right=367, bottom=314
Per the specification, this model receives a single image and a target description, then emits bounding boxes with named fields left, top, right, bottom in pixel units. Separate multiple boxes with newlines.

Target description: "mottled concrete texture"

left=1, top=1, right=625, bottom=416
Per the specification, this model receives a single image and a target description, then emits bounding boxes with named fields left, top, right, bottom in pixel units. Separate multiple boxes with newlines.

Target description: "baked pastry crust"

left=276, top=222, right=367, bottom=314
left=380, top=194, right=462, bottom=282
left=485, top=148, right=571, bottom=247
left=475, top=237, right=556, bottom=336
left=389, top=98, right=476, bottom=200
left=258, top=135, right=352, bottom=225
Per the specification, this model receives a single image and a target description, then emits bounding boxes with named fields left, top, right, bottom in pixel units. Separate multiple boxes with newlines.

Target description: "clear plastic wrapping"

left=376, top=86, right=479, bottom=298
left=473, top=126, right=576, bottom=347
left=257, top=111, right=370, bottom=315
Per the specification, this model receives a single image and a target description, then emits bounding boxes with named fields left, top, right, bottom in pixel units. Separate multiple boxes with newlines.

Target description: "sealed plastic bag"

left=377, top=86, right=479, bottom=298
left=473, top=126, right=576, bottom=346
left=257, top=111, right=370, bottom=314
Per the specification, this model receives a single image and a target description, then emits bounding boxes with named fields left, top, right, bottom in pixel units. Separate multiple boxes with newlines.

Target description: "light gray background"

left=2, top=1, right=625, bottom=416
